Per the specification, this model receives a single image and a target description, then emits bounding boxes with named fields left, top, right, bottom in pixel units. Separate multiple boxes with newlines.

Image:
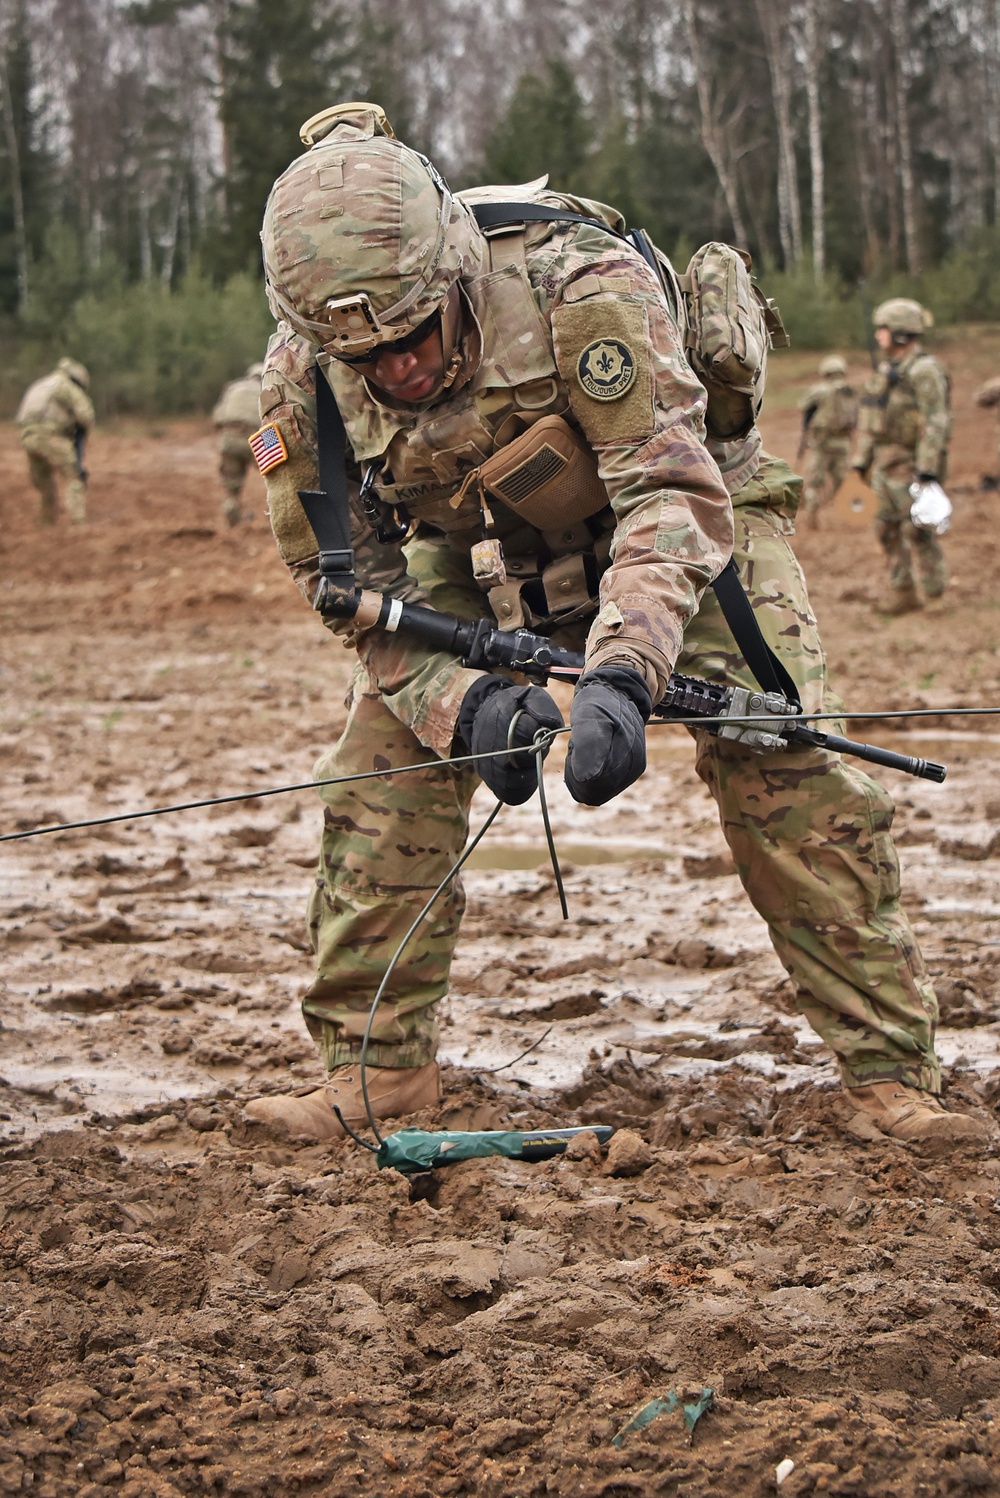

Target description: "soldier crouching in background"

left=16, top=358, right=94, bottom=526
left=972, top=373, right=1000, bottom=490
left=212, top=362, right=264, bottom=526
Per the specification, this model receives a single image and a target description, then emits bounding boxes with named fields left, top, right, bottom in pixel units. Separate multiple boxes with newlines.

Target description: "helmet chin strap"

left=438, top=284, right=466, bottom=392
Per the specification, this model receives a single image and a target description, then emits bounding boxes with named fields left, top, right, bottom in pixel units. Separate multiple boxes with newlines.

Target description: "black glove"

left=564, top=665, right=651, bottom=806
left=915, top=472, right=938, bottom=483
left=458, top=677, right=564, bottom=805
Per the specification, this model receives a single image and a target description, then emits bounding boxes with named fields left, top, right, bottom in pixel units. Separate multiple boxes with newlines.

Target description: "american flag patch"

left=248, top=422, right=288, bottom=474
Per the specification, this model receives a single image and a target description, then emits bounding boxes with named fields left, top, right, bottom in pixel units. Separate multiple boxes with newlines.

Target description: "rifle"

left=797, top=404, right=816, bottom=463
left=73, top=425, right=88, bottom=485
left=309, top=574, right=945, bottom=784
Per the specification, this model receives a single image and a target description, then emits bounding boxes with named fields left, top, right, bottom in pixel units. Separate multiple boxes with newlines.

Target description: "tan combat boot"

left=878, top=585, right=922, bottom=616
left=845, top=1081, right=989, bottom=1147
left=244, top=1061, right=440, bottom=1141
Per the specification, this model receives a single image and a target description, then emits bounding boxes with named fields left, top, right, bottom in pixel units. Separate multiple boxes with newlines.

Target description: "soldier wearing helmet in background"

left=212, top=362, right=265, bottom=526
left=972, top=372, right=1000, bottom=488
left=851, top=299, right=951, bottom=614
left=797, top=355, right=856, bottom=529
left=242, top=103, right=985, bottom=1150
left=16, top=357, right=94, bottom=526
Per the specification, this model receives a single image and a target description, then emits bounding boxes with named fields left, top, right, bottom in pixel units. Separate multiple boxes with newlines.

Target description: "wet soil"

left=3, top=336, right=1000, bottom=1495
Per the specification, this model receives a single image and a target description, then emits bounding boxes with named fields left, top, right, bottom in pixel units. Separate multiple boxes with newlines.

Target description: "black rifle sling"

left=710, top=559, right=801, bottom=710
left=297, top=368, right=355, bottom=585
left=473, top=202, right=802, bottom=709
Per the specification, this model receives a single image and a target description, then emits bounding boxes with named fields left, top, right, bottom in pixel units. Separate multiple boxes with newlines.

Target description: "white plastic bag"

left=908, top=478, right=953, bottom=535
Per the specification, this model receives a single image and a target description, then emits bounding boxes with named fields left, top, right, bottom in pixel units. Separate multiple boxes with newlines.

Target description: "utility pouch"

left=679, top=243, right=787, bottom=439
left=464, top=414, right=610, bottom=530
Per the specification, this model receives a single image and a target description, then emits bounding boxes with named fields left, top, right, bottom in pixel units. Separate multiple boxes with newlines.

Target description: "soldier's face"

left=360, top=320, right=446, bottom=403
left=874, top=327, right=895, bottom=351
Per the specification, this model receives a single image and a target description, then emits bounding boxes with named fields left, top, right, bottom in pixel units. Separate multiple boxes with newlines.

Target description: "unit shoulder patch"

left=577, top=339, right=637, bottom=401
left=552, top=296, right=654, bottom=445
left=249, top=422, right=289, bottom=474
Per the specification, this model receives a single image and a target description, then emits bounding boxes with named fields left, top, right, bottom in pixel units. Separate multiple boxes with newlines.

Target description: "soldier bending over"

left=17, top=358, right=94, bottom=526
left=244, top=104, right=984, bottom=1149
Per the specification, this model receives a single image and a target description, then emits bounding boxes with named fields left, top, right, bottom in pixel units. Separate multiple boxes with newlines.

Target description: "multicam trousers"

left=301, top=461, right=941, bottom=1093
left=871, top=444, right=946, bottom=598
left=803, top=436, right=850, bottom=515
left=218, top=426, right=253, bottom=523
left=20, top=425, right=86, bottom=524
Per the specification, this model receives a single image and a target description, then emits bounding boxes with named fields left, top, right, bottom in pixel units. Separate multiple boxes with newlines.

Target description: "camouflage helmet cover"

left=57, top=356, right=90, bottom=388
left=818, top=355, right=847, bottom=377
left=873, top=298, right=933, bottom=336
left=261, top=103, right=484, bottom=356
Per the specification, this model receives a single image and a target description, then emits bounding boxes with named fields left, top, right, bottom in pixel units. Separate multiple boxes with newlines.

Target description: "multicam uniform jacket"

left=16, top=369, right=94, bottom=439
left=852, top=345, right=951, bottom=480
left=798, top=379, right=857, bottom=443
left=259, top=194, right=736, bottom=757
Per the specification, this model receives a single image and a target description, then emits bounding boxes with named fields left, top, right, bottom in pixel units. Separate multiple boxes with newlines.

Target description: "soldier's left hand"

left=564, top=665, right=651, bottom=805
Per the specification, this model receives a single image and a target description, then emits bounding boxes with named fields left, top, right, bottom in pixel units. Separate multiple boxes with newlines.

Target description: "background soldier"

left=851, top=299, right=951, bottom=613
left=797, top=354, right=856, bottom=528
left=211, top=362, right=264, bottom=525
left=972, top=373, right=1000, bottom=488
left=244, top=104, right=983, bottom=1150
left=16, top=357, right=94, bottom=526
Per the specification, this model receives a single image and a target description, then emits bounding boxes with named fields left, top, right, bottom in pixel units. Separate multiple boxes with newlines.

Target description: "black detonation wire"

left=341, top=726, right=564, bottom=1145
left=342, top=797, right=505, bottom=1146
left=5, top=705, right=1000, bottom=845
left=0, top=736, right=564, bottom=844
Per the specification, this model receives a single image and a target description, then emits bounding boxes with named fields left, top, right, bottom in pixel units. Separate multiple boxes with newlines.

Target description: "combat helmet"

left=261, top=102, right=484, bottom=360
left=873, top=298, right=933, bottom=338
left=818, top=355, right=847, bottom=378
left=245, top=362, right=265, bottom=379
left=57, top=356, right=90, bottom=389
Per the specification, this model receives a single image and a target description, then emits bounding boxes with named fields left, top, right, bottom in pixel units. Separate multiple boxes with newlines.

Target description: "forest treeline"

left=2, top=0, right=1000, bottom=414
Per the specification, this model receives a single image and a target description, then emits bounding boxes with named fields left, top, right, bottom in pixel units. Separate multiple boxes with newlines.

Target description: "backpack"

left=469, top=203, right=788, bottom=442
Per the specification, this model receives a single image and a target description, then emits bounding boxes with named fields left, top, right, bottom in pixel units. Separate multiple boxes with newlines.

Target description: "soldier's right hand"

left=564, top=665, right=651, bottom=806
left=458, top=677, right=564, bottom=805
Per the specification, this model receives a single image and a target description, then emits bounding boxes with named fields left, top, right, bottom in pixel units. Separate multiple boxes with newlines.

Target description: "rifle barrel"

left=792, top=726, right=945, bottom=782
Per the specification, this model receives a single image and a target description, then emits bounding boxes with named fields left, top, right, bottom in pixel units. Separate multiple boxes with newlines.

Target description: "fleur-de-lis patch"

left=577, top=338, right=637, bottom=401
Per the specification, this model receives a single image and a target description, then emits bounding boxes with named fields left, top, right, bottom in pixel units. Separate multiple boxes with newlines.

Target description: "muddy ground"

left=3, top=333, right=1000, bottom=1496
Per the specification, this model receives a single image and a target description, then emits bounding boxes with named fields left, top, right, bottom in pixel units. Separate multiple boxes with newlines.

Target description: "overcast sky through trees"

left=1, top=0, right=999, bottom=331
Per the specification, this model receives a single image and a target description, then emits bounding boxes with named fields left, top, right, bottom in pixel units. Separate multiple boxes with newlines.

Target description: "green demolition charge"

left=376, top=1125, right=614, bottom=1174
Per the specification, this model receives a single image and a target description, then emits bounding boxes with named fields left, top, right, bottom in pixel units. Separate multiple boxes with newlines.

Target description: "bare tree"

left=756, top=0, right=803, bottom=266
left=681, top=0, right=752, bottom=246
left=888, top=0, right=921, bottom=273
left=799, top=0, right=826, bottom=277
left=0, top=3, right=28, bottom=312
